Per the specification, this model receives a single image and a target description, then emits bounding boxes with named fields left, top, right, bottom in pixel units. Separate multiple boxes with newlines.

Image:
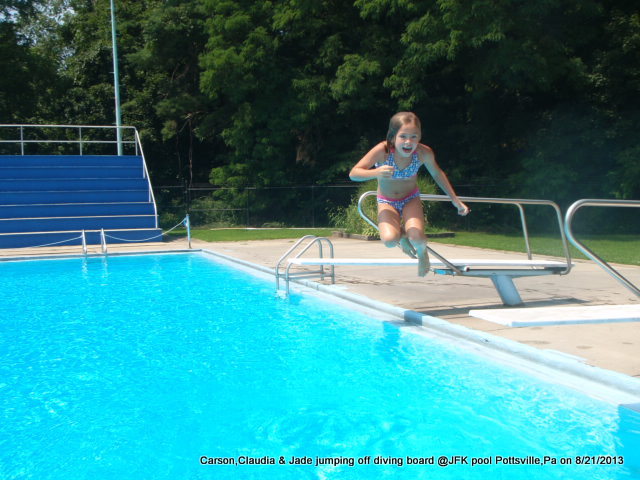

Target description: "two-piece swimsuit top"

left=375, top=149, right=421, bottom=178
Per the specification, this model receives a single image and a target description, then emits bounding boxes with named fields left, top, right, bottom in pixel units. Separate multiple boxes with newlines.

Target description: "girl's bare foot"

left=418, top=250, right=430, bottom=277
left=399, top=237, right=417, bottom=258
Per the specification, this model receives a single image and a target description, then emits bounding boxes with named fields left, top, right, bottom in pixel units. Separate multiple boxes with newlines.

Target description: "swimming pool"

left=0, top=252, right=638, bottom=479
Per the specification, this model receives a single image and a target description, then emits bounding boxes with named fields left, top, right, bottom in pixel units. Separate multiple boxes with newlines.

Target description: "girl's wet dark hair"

left=385, top=112, right=422, bottom=153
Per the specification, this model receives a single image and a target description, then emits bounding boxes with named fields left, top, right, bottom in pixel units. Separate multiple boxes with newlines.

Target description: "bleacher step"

left=0, top=202, right=155, bottom=218
left=0, top=154, right=160, bottom=249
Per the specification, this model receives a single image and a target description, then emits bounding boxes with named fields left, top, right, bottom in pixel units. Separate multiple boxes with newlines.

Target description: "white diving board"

left=285, top=257, right=572, bottom=307
left=287, top=258, right=568, bottom=269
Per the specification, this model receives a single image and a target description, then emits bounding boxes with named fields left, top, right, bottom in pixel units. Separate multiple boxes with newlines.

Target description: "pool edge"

left=197, top=248, right=640, bottom=406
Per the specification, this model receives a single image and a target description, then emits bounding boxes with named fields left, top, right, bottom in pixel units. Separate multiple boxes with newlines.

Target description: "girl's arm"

left=420, top=145, right=470, bottom=216
left=349, top=142, right=394, bottom=181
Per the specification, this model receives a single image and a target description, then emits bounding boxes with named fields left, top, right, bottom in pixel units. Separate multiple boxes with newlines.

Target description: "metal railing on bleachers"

left=0, top=124, right=161, bottom=247
left=0, top=124, right=138, bottom=156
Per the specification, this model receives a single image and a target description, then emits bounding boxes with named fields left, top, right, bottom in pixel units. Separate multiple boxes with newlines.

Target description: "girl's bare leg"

left=377, top=203, right=402, bottom=247
left=402, top=198, right=429, bottom=276
left=378, top=204, right=417, bottom=258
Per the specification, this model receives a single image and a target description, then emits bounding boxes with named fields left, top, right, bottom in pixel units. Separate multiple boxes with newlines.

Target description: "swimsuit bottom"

left=376, top=187, right=421, bottom=214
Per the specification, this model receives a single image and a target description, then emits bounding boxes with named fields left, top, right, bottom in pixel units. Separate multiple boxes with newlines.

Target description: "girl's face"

left=394, top=123, right=421, bottom=157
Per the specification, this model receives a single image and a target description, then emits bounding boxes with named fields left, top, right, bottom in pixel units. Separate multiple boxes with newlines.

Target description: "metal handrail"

left=134, top=128, right=158, bottom=227
left=565, top=199, right=639, bottom=297
left=357, top=191, right=573, bottom=274
left=276, top=235, right=320, bottom=290
left=275, top=235, right=334, bottom=292
left=0, top=124, right=137, bottom=155
left=100, top=229, right=108, bottom=254
left=81, top=230, right=88, bottom=255
left=284, top=237, right=335, bottom=295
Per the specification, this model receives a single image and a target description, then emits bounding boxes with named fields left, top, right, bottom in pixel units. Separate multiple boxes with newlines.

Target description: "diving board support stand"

left=490, top=275, right=522, bottom=306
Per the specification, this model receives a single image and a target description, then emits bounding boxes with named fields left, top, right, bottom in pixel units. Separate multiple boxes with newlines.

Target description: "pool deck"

left=3, top=236, right=639, bottom=381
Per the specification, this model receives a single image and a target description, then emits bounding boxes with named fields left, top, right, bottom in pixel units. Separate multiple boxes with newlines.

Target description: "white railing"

left=133, top=128, right=158, bottom=228
left=0, top=124, right=138, bottom=156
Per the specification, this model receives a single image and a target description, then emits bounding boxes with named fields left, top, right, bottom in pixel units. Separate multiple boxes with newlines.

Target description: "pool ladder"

left=275, top=235, right=335, bottom=295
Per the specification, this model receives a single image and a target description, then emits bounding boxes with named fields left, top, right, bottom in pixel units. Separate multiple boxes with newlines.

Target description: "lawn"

left=430, top=231, right=639, bottom=266
left=167, top=228, right=639, bottom=266
left=168, top=227, right=335, bottom=242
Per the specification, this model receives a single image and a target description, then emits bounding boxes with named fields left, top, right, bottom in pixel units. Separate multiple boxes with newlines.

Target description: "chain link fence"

left=153, top=183, right=523, bottom=232
left=154, top=184, right=362, bottom=229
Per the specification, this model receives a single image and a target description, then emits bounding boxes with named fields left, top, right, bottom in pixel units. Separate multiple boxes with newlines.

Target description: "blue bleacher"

left=0, top=155, right=162, bottom=248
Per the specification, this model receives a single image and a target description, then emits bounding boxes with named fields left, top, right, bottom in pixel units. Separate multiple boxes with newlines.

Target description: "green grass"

left=167, top=227, right=335, bottom=242
left=430, top=232, right=639, bottom=266
left=168, top=228, right=639, bottom=266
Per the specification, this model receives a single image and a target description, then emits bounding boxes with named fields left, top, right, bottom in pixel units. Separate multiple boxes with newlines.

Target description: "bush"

left=187, top=195, right=246, bottom=227
left=330, top=176, right=439, bottom=235
left=329, top=187, right=380, bottom=237
left=159, top=212, right=183, bottom=230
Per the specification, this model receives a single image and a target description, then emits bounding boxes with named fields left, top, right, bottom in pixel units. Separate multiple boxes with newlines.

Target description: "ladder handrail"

left=284, top=237, right=335, bottom=293
left=564, top=199, right=640, bottom=297
left=357, top=192, right=572, bottom=275
left=275, top=235, right=334, bottom=292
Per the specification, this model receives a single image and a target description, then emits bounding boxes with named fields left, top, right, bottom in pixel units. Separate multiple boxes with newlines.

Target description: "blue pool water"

left=0, top=252, right=638, bottom=479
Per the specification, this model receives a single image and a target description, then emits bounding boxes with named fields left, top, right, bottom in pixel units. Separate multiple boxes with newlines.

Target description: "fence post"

left=81, top=230, right=87, bottom=255
left=311, top=185, right=315, bottom=228
left=184, top=214, right=191, bottom=249
left=100, top=229, right=108, bottom=254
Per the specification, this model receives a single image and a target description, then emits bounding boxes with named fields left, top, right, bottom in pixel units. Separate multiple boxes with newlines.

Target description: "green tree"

left=123, top=0, right=211, bottom=186
left=2, top=0, right=638, bottom=229
left=197, top=0, right=397, bottom=223
left=59, top=0, right=213, bottom=185
left=0, top=0, right=67, bottom=124
left=198, top=0, right=420, bottom=178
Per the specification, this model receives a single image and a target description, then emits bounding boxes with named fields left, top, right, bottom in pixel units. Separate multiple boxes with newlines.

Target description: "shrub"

left=330, top=176, right=439, bottom=234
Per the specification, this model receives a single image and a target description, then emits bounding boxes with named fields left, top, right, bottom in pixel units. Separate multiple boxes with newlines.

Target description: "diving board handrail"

left=357, top=191, right=573, bottom=275
left=565, top=199, right=640, bottom=297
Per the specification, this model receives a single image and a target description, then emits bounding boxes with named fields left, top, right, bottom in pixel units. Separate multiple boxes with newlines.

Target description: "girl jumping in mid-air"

left=349, top=112, right=470, bottom=276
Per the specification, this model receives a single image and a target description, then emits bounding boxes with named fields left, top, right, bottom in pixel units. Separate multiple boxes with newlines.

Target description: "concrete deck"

left=2, top=236, right=638, bottom=380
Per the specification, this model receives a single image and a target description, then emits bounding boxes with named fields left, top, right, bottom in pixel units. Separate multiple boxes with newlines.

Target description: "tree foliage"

left=0, top=0, right=638, bottom=228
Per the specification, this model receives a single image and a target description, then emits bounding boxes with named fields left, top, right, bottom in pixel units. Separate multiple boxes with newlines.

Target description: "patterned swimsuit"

left=376, top=150, right=422, bottom=213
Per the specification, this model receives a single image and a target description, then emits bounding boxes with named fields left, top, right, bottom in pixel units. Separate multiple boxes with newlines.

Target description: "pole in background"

left=110, top=0, right=123, bottom=155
